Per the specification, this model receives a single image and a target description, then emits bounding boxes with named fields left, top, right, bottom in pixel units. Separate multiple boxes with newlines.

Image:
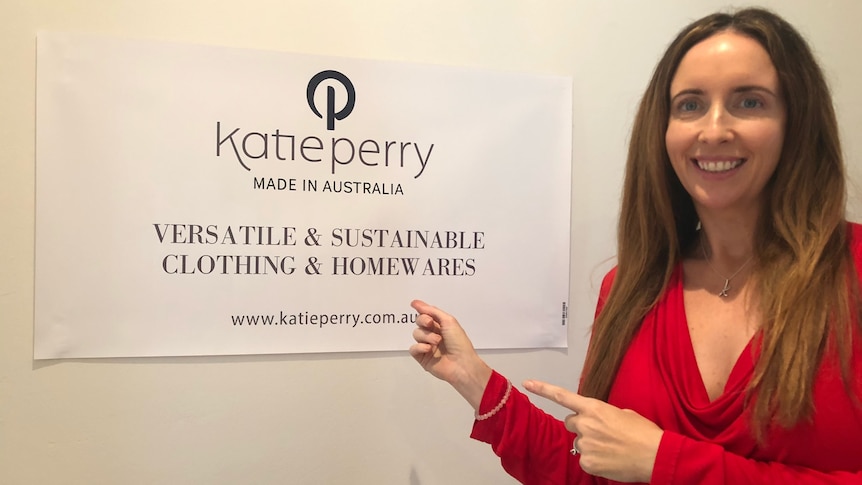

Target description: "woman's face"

left=665, top=31, right=786, bottom=218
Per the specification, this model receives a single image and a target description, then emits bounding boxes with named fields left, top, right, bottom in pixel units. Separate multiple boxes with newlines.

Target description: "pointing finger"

left=523, top=380, right=591, bottom=413
left=411, top=299, right=434, bottom=314
left=411, top=300, right=454, bottom=326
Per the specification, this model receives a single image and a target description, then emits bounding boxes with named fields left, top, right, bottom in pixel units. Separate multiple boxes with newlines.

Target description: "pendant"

left=719, top=279, right=730, bottom=298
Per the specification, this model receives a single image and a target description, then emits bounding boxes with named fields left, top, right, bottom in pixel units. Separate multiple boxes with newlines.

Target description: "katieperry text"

left=154, top=224, right=484, bottom=276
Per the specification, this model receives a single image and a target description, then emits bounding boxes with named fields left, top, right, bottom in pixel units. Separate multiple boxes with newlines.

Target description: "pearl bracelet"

left=475, top=379, right=512, bottom=421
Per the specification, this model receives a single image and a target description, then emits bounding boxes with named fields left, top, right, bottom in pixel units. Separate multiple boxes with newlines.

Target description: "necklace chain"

left=699, top=234, right=754, bottom=298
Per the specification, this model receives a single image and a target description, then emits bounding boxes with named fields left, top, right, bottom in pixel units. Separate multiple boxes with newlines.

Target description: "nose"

left=697, top=104, right=734, bottom=144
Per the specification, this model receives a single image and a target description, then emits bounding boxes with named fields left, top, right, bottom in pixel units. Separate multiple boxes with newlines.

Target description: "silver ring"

left=570, top=439, right=579, bottom=455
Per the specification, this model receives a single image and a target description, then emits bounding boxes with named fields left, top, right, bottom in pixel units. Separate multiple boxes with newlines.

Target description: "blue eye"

left=679, top=100, right=699, bottom=112
left=741, top=98, right=763, bottom=109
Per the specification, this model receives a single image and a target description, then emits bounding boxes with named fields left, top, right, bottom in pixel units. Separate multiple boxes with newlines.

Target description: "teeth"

left=696, top=159, right=743, bottom=173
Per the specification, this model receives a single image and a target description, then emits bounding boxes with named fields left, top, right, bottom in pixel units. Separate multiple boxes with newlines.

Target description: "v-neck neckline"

left=672, top=264, right=757, bottom=407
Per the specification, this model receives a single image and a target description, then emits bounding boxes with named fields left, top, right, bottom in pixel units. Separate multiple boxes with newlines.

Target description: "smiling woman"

left=666, top=32, right=786, bottom=221
left=410, top=6, right=862, bottom=484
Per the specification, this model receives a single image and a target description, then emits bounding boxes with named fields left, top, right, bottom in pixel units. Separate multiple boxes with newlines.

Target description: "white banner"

left=34, top=32, right=572, bottom=359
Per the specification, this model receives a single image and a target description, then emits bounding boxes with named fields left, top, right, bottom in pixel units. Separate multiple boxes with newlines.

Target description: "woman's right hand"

left=409, top=299, right=492, bottom=410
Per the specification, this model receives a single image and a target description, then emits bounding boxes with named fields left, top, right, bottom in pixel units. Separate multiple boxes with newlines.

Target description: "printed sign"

left=34, top=32, right=572, bottom=359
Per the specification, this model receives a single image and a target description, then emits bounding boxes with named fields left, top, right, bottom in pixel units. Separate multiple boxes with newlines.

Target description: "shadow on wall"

left=410, top=467, right=421, bottom=485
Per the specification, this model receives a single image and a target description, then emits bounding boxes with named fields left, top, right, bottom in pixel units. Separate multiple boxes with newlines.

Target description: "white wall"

left=2, top=1, right=860, bottom=484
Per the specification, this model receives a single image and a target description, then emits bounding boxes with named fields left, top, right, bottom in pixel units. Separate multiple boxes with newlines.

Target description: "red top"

left=471, top=223, right=862, bottom=484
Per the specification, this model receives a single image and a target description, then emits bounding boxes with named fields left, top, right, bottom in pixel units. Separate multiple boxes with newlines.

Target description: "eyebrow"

left=670, top=85, right=780, bottom=102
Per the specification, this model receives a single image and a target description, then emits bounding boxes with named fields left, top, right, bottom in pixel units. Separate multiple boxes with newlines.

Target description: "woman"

left=409, top=7, right=862, bottom=484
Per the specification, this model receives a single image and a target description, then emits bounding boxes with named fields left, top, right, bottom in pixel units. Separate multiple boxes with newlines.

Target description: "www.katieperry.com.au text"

left=230, top=311, right=416, bottom=327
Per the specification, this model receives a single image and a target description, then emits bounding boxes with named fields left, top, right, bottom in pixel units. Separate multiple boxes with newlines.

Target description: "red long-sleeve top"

left=471, top=225, right=862, bottom=484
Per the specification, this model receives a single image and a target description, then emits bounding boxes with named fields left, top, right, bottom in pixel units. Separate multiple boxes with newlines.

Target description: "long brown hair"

left=580, top=7, right=858, bottom=441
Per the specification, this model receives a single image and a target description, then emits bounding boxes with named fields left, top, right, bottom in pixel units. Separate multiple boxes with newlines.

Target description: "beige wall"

left=2, top=1, right=860, bottom=484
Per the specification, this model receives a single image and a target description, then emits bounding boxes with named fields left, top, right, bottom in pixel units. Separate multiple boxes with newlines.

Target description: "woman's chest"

left=607, top=310, right=862, bottom=471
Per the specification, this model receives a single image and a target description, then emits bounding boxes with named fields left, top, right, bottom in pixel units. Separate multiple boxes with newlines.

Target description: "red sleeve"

left=470, top=371, right=596, bottom=485
left=652, top=431, right=862, bottom=484
left=465, top=270, right=621, bottom=484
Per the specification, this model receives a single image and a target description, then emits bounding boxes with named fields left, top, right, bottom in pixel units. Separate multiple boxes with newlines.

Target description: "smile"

left=693, top=158, right=745, bottom=173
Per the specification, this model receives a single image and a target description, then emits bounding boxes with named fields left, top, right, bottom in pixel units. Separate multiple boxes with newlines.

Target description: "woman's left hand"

left=524, top=380, right=664, bottom=483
